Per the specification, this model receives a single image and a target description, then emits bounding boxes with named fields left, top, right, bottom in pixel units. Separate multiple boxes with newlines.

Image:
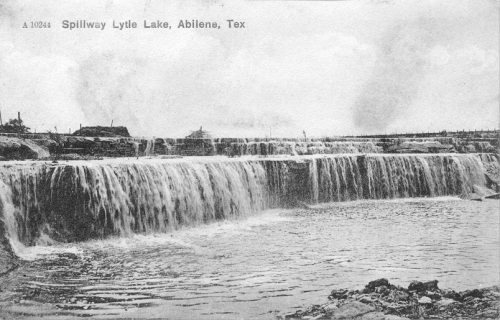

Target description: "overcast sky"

left=0, top=0, right=498, bottom=137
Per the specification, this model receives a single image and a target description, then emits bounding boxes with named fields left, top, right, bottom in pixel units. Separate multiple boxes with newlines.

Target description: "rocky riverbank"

left=281, top=279, right=500, bottom=320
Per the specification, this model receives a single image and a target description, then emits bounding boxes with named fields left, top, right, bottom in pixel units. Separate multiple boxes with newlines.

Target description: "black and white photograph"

left=0, top=0, right=499, bottom=319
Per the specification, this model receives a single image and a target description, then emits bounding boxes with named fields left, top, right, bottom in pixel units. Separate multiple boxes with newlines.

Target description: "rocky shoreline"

left=281, top=279, right=500, bottom=320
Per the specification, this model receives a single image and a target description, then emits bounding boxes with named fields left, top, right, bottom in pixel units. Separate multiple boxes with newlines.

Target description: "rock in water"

left=330, top=301, right=375, bottom=319
left=329, top=289, right=349, bottom=300
left=408, top=280, right=439, bottom=293
left=365, top=278, right=391, bottom=292
left=435, top=298, right=459, bottom=307
left=387, top=289, right=410, bottom=302
left=461, top=289, right=484, bottom=299
left=418, top=296, right=432, bottom=304
left=282, top=279, right=499, bottom=320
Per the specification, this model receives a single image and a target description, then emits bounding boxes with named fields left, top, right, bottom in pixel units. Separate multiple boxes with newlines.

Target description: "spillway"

left=0, top=154, right=491, bottom=251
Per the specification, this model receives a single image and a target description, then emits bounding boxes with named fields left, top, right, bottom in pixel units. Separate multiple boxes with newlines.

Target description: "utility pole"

left=110, top=120, right=114, bottom=127
left=17, top=112, right=21, bottom=136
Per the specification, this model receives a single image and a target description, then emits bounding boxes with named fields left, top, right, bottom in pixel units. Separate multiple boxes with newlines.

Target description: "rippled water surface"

left=0, top=198, right=498, bottom=319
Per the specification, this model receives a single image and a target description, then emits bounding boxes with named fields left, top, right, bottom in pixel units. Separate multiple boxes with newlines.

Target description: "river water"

left=0, top=197, right=498, bottom=319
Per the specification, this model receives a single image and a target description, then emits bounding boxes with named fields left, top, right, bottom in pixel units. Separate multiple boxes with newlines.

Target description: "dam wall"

left=66, top=135, right=497, bottom=157
left=1, top=131, right=498, bottom=159
left=0, top=153, right=490, bottom=254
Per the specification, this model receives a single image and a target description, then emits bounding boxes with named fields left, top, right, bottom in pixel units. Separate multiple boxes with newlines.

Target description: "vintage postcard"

left=0, top=0, right=498, bottom=319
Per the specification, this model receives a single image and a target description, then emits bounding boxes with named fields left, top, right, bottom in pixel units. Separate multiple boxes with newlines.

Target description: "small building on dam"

left=177, top=127, right=216, bottom=156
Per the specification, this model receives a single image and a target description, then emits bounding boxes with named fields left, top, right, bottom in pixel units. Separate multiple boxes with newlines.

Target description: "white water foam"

left=0, top=154, right=491, bottom=257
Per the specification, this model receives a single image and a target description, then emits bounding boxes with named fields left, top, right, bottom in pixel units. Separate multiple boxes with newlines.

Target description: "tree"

left=0, top=118, right=31, bottom=134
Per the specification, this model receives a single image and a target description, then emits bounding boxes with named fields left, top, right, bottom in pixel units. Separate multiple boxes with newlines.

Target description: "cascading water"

left=0, top=154, right=491, bottom=252
left=0, top=180, right=23, bottom=253
left=0, top=159, right=268, bottom=246
left=310, top=155, right=486, bottom=203
left=220, top=140, right=382, bottom=156
left=144, top=138, right=155, bottom=156
left=129, top=138, right=156, bottom=156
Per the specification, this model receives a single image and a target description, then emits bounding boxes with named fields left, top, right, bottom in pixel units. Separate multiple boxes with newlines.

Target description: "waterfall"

left=0, top=159, right=269, bottom=245
left=309, top=155, right=486, bottom=203
left=0, top=154, right=492, bottom=248
left=221, top=140, right=382, bottom=156
left=144, top=138, right=155, bottom=156
left=0, top=180, right=24, bottom=253
left=133, top=142, right=139, bottom=157
left=129, top=138, right=156, bottom=157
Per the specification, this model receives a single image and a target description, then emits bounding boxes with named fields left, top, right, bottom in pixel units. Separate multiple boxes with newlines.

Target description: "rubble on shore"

left=281, top=279, right=500, bottom=320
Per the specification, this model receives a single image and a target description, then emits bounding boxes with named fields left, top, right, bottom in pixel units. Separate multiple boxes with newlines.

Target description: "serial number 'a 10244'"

left=23, top=21, right=51, bottom=28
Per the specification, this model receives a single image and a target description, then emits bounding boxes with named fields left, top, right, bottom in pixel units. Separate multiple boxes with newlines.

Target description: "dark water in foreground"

left=0, top=198, right=498, bottom=319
